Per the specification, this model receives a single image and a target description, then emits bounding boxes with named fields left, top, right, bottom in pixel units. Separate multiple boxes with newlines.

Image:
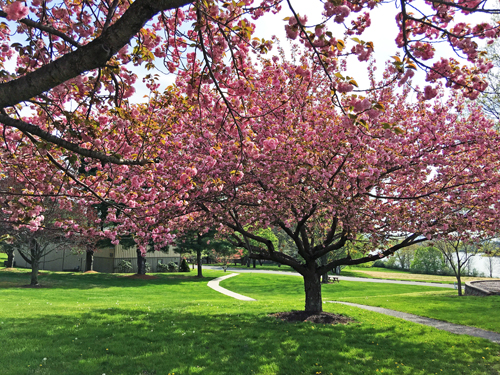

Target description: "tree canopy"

left=2, top=1, right=500, bottom=310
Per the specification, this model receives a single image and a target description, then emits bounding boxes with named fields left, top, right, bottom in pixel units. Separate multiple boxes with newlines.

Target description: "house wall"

left=14, top=247, right=86, bottom=272
left=93, top=244, right=181, bottom=273
left=13, top=243, right=181, bottom=274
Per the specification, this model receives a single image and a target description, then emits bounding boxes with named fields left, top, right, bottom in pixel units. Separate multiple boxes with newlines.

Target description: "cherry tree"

left=105, top=59, right=500, bottom=312
left=0, top=1, right=499, bottom=309
left=5, top=199, right=93, bottom=285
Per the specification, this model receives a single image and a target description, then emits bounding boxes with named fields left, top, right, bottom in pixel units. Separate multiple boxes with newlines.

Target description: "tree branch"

left=0, top=114, right=150, bottom=165
left=0, top=0, right=192, bottom=109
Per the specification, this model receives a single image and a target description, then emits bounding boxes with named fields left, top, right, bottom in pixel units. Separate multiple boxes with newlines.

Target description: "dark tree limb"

left=0, top=0, right=192, bottom=109
left=0, top=114, right=150, bottom=165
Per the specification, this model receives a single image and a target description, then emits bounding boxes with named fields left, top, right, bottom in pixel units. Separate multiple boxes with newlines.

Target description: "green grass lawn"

left=1, top=268, right=499, bottom=375
left=222, top=273, right=500, bottom=333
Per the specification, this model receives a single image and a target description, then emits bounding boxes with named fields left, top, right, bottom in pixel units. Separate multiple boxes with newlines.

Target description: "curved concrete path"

left=207, top=270, right=500, bottom=343
left=328, top=301, right=500, bottom=343
left=204, top=266, right=454, bottom=288
left=207, top=273, right=256, bottom=301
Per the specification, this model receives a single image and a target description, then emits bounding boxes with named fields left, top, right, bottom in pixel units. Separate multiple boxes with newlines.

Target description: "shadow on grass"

left=1, top=306, right=499, bottom=375
left=0, top=269, right=216, bottom=290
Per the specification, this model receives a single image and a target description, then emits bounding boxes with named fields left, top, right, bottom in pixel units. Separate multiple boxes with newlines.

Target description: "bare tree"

left=434, top=236, right=481, bottom=296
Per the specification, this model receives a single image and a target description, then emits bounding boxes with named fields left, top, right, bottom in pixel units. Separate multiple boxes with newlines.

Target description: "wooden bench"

left=329, top=276, right=340, bottom=283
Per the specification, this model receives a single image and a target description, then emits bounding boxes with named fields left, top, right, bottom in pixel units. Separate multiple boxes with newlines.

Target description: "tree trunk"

left=85, top=250, right=94, bottom=272
left=196, top=248, right=203, bottom=277
left=303, top=273, right=323, bottom=312
left=136, top=249, right=146, bottom=275
left=252, top=259, right=256, bottom=268
left=31, top=260, right=39, bottom=286
left=320, top=255, right=328, bottom=283
left=6, top=249, right=14, bottom=268
left=457, top=273, right=463, bottom=296
left=321, top=272, right=329, bottom=283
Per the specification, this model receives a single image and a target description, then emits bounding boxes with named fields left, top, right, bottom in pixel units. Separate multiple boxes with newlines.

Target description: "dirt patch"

left=83, top=270, right=99, bottom=274
left=124, top=274, right=159, bottom=280
left=270, top=311, right=354, bottom=324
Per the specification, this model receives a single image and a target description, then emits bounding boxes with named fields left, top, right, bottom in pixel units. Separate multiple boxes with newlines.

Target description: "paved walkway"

left=207, top=271, right=500, bottom=343
left=204, top=266, right=454, bottom=288
left=328, top=301, right=500, bottom=343
left=207, top=273, right=256, bottom=301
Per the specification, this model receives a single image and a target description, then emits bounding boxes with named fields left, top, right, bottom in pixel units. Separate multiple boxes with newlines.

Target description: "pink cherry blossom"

left=4, top=1, right=29, bottom=21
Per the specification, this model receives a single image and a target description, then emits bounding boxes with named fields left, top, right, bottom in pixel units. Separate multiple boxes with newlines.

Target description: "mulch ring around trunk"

left=270, top=311, right=354, bottom=324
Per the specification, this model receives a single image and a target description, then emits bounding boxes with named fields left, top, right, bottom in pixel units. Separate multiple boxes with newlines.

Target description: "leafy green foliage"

left=179, top=258, right=190, bottom=272
left=175, top=229, right=232, bottom=258
left=157, top=262, right=169, bottom=272
left=167, top=262, right=178, bottom=272
left=116, top=260, right=133, bottom=273
left=410, top=246, right=448, bottom=274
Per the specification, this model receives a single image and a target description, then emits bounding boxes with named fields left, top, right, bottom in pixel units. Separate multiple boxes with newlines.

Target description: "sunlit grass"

left=1, top=269, right=499, bottom=375
left=344, top=267, right=492, bottom=283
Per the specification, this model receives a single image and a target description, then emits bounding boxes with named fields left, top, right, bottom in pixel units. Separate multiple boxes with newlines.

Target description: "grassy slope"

left=223, top=273, right=500, bottom=333
left=0, top=269, right=498, bottom=375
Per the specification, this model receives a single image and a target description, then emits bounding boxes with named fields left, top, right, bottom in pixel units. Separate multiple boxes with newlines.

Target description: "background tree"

left=0, top=238, right=15, bottom=268
left=409, top=245, right=448, bottom=275
left=434, top=235, right=482, bottom=296
left=175, top=228, right=232, bottom=277
left=9, top=203, right=89, bottom=286
left=393, top=245, right=417, bottom=271
left=240, top=227, right=279, bottom=268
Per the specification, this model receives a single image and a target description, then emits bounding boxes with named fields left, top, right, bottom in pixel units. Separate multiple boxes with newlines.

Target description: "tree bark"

left=304, top=273, right=323, bottom=312
left=320, top=255, right=328, bottom=283
left=136, top=248, right=146, bottom=275
left=6, top=249, right=14, bottom=268
left=196, top=248, right=203, bottom=277
left=252, top=259, right=256, bottom=268
left=31, top=259, right=39, bottom=286
left=457, top=273, right=463, bottom=296
left=85, top=250, right=94, bottom=272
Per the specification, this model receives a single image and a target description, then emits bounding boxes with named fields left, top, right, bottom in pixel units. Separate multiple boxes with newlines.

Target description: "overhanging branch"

left=0, top=114, right=150, bottom=165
